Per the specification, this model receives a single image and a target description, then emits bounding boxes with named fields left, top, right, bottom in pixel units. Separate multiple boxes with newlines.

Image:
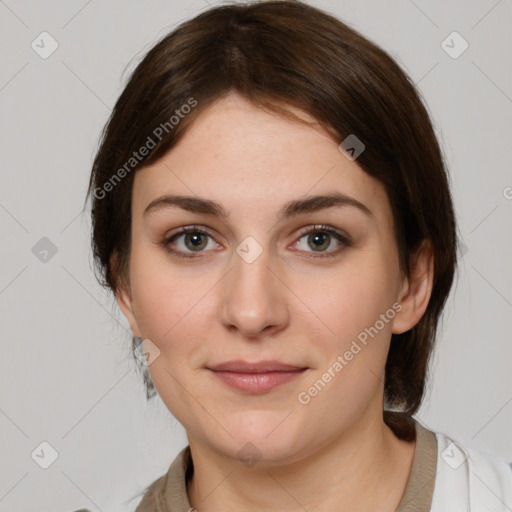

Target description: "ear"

left=110, top=252, right=142, bottom=338
left=392, top=239, right=434, bottom=335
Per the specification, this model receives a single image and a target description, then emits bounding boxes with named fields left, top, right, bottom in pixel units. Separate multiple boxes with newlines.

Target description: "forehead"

left=132, top=93, right=391, bottom=227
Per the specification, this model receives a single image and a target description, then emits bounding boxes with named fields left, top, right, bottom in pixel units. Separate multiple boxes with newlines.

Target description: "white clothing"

left=431, top=430, right=512, bottom=511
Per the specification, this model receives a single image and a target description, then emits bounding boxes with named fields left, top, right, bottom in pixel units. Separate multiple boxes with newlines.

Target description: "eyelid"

left=295, top=224, right=351, bottom=244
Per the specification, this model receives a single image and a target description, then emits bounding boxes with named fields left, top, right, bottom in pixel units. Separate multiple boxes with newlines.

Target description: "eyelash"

left=161, top=224, right=351, bottom=260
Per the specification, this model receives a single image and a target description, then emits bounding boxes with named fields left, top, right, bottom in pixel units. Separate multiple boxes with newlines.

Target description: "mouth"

left=207, top=359, right=308, bottom=372
left=207, top=360, right=309, bottom=393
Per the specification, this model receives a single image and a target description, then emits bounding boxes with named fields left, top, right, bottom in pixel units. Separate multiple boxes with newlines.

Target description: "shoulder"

left=133, top=445, right=192, bottom=511
left=133, top=473, right=168, bottom=512
left=69, top=472, right=168, bottom=512
left=430, top=428, right=512, bottom=512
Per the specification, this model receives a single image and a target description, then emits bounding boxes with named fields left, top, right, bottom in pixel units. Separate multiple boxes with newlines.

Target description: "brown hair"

left=84, top=0, right=459, bottom=442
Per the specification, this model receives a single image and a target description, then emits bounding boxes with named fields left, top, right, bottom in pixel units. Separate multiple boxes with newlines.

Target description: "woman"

left=84, top=1, right=512, bottom=510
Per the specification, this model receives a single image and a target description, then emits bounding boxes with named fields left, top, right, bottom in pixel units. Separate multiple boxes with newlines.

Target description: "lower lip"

left=209, top=369, right=307, bottom=393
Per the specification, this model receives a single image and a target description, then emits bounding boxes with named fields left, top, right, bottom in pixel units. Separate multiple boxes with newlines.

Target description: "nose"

left=218, top=248, right=291, bottom=339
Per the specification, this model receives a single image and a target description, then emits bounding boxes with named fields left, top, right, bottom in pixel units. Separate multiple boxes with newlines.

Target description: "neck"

left=186, top=413, right=416, bottom=512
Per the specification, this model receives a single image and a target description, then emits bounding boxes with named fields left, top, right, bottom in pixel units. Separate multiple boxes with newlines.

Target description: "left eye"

left=293, top=225, right=351, bottom=258
left=163, top=225, right=350, bottom=259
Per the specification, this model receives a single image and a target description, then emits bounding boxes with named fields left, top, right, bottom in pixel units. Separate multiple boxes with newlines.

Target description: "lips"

left=207, top=359, right=307, bottom=372
left=207, top=360, right=309, bottom=393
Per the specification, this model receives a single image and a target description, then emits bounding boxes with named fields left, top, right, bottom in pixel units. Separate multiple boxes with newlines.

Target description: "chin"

left=217, top=420, right=307, bottom=464
left=214, top=437, right=305, bottom=469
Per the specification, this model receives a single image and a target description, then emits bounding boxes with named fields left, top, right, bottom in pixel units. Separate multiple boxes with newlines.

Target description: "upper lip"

left=208, top=360, right=307, bottom=373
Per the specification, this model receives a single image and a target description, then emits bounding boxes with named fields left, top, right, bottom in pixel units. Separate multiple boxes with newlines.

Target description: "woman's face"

left=118, top=92, right=411, bottom=465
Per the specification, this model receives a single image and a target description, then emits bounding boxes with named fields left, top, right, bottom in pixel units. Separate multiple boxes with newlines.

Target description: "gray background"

left=1, top=0, right=511, bottom=510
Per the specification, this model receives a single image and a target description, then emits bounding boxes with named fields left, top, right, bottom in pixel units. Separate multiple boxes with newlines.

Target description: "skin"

left=116, top=92, right=434, bottom=512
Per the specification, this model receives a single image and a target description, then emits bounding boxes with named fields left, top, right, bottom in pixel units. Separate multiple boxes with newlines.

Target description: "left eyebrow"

left=278, top=193, right=373, bottom=220
left=142, top=192, right=373, bottom=220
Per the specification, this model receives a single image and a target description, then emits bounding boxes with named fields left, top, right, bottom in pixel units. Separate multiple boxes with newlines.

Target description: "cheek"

left=129, top=257, right=207, bottom=411
left=295, top=261, right=395, bottom=339
left=297, top=277, right=396, bottom=420
left=293, top=261, right=398, bottom=406
left=128, top=247, right=186, bottom=344
left=128, top=246, right=215, bottom=368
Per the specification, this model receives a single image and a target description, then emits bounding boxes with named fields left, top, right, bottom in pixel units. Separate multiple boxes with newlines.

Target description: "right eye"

left=162, top=226, right=220, bottom=259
